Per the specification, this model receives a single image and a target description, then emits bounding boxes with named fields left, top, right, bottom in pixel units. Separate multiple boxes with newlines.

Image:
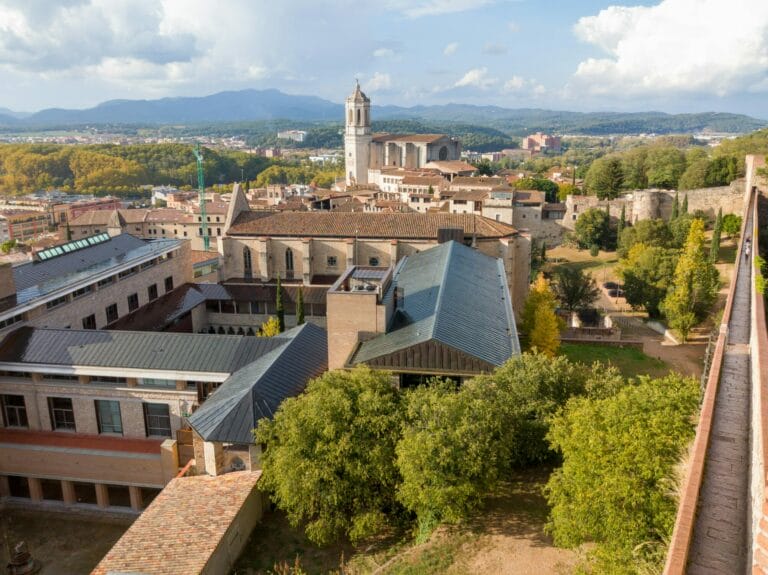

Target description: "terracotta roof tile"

left=228, top=212, right=517, bottom=239
left=91, top=471, right=262, bottom=575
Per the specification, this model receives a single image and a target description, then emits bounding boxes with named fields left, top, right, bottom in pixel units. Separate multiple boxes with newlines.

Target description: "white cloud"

left=367, top=72, right=392, bottom=92
left=385, top=0, right=497, bottom=18
left=443, top=42, right=459, bottom=56
left=503, top=75, right=546, bottom=95
left=455, top=67, right=498, bottom=89
left=482, top=42, right=508, bottom=55
left=507, top=20, right=520, bottom=32
left=373, top=48, right=395, bottom=58
left=571, top=0, right=768, bottom=96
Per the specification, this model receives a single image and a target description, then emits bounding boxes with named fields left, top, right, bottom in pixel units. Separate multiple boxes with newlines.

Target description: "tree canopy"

left=574, top=208, right=611, bottom=250
left=553, top=267, right=600, bottom=312
left=585, top=156, right=624, bottom=199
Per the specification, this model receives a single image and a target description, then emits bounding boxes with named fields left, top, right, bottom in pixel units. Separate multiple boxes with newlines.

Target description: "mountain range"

left=0, top=89, right=765, bottom=135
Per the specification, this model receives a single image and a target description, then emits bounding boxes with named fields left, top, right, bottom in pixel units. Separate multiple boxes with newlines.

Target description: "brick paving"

left=687, top=212, right=753, bottom=574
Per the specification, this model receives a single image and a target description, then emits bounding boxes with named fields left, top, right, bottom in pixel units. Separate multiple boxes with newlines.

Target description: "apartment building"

left=0, top=232, right=192, bottom=336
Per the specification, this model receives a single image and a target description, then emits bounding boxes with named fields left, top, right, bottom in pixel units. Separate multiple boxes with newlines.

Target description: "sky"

left=1, top=0, right=768, bottom=117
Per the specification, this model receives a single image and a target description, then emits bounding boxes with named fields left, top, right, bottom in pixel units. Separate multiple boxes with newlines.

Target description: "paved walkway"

left=687, top=209, right=753, bottom=574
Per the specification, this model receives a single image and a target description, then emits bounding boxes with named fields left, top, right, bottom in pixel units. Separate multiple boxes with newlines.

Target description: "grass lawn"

left=559, top=343, right=669, bottom=379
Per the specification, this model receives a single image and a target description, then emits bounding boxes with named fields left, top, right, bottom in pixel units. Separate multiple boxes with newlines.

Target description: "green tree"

left=521, top=274, right=561, bottom=356
left=474, top=159, right=493, bottom=176
left=574, top=208, right=610, bottom=250
left=616, top=204, right=625, bottom=241
left=396, top=380, right=503, bottom=526
left=259, top=316, right=282, bottom=337
left=669, top=213, right=695, bottom=248
left=681, top=193, right=688, bottom=214
left=619, top=244, right=678, bottom=318
left=546, top=374, right=700, bottom=571
left=557, top=182, right=576, bottom=201
left=621, top=147, right=648, bottom=190
left=617, top=218, right=673, bottom=258
left=515, top=177, right=559, bottom=203
left=678, top=157, right=710, bottom=190
left=661, top=219, right=720, bottom=341
left=721, top=213, right=742, bottom=238
left=645, top=146, right=686, bottom=189
left=275, top=275, right=285, bottom=332
left=255, top=367, right=404, bottom=545
left=710, top=207, right=723, bottom=263
left=295, top=286, right=305, bottom=325
left=585, top=156, right=624, bottom=199
left=671, top=192, right=680, bottom=220
left=553, top=267, right=600, bottom=312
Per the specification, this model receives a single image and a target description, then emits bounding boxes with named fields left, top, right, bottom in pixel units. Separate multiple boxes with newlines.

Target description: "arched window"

left=285, top=248, right=294, bottom=273
left=439, top=146, right=449, bottom=161
left=243, top=246, right=252, bottom=278
left=356, top=109, right=361, bottom=125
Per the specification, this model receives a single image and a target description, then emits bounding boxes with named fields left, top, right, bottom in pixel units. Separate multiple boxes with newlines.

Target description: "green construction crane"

left=192, top=143, right=210, bottom=250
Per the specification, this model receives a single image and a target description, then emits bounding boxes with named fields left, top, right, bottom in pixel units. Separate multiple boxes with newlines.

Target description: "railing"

left=663, top=186, right=754, bottom=574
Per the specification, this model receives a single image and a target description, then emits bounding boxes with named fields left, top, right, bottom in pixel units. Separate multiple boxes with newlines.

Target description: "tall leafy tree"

left=661, top=219, right=720, bottom=341
left=275, top=275, right=285, bottom=332
left=255, top=367, right=404, bottom=545
left=617, top=218, right=674, bottom=258
left=259, top=316, right=281, bottom=337
left=721, top=213, right=742, bottom=238
left=619, top=244, right=678, bottom=318
left=621, top=147, right=648, bottom=190
left=546, top=374, right=700, bottom=571
left=585, top=156, right=624, bottom=199
left=574, top=208, right=610, bottom=250
left=671, top=192, right=680, bottom=220
left=710, top=207, right=723, bottom=263
left=645, top=146, right=686, bottom=189
left=681, top=193, right=688, bottom=214
left=616, top=204, right=625, bottom=241
left=521, top=274, right=561, bottom=356
left=553, top=267, right=600, bottom=312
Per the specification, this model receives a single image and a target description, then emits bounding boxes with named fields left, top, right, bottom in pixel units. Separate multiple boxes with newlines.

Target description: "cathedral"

left=344, top=82, right=461, bottom=186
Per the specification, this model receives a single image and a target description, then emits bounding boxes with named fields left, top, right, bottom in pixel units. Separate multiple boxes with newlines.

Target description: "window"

left=46, top=295, right=69, bottom=310
left=127, top=293, right=139, bottom=312
left=140, top=378, right=175, bottom=388
left=82, top=314, right=96, bottom=330
left=48, top=397, right=76, bottom=431
left=198, top=227, right=203, bottom=236
left=118, top=266, right=138, bottom=279
left=369, top=257, right=380, bottom=266
left=95, top=400, right=122, bottom=434
left=90, top=375, right=127, bottom=385
left=72, top=285, right=93, bottom=299
left=164, top=276, right=174, bottom=292
left=327, top=255, right=337, bottom=268
left=143, top=403, right=171, bottom=437
left=1, top=395, right=28, bottom=428
left=285, top=248, right=294, bottom=272
left=243, top=247, right=252, bottom=278
left=216, top=228, right=221, bottom=236
left=183, top=231, right=188, bottom=237
left=97, top=276, right=115, bottom=288
left=105, top=303, right=118, bottom=323
left=147, top=284, right=158, bottom=301
left=216, top=216, right=220, bottom=223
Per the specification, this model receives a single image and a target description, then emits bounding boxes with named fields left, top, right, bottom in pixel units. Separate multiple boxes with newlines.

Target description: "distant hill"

left=1, top=89, right=765, bottom=135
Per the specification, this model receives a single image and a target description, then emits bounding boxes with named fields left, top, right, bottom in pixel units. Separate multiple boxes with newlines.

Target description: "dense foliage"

left=553, top=267, right=600, bottom=312
left=520, top=274, right=561, bottom=356
left=546, top=373, right=700, bottom=572
left=574, top=208, right=611, bottom=250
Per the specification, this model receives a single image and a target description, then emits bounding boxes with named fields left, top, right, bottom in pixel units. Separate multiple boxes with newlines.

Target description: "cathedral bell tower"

left=344, top=81, right=372, bottom=186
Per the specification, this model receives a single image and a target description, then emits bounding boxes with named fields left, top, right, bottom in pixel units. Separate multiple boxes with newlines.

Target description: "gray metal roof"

left=351, top=241, right=519, bottom=370
left=0, top=326, right=287, bottom=373
left=187, top=322, right=328, bottom=444
left=11, top=234, right=182, bottom=306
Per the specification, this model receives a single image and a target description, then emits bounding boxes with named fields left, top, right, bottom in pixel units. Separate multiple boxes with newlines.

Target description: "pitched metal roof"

left=0, top=326, right=286, bottom=374
left=350, top=241, right=519, bottom=371
left=188, top=322, right=328, bottom=444
left=10, top=234, right=182, bottom=308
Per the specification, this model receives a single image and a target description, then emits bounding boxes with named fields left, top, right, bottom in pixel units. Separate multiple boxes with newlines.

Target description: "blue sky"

left=1, top=0, right=767, bottom=117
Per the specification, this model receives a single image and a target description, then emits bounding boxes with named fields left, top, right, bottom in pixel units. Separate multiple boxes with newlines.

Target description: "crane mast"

left=192, top=143, right=210, bottom=250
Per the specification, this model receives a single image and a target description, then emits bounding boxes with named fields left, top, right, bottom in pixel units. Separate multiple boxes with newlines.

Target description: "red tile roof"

left=228, top=211, right=517, bottom=239
left=92, top=471, right=262, bottom=575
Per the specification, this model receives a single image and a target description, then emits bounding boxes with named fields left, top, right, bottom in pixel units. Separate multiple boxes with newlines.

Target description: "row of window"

left=82, top=277, right=173, bottom=329
left=204, top=300, right=327, bottom=317
left=243, top=248, right=380, bottom=274
left=1, top=394, right=172, bottom=437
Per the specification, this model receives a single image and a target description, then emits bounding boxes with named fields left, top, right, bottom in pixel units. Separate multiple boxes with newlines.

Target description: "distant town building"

left=0, top=210, right=50, bottom=242
left=344, top=82, right=461, bottom=186
left=521, top=132, right=561, bottom=153
left=277, top=130, right=307, bottom=143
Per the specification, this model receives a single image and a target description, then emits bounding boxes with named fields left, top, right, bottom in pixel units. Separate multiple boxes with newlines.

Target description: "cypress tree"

left=682, top=194, right=688, bottom=214
left=671, top=193, right=680, bottom=220
left=710, top=207, right=723, bottom=263
left=276, top=275, right=285, bottom=332
left=617, top=204, right=625, bottom=240
left=541, top=241, right=547, bottom=263
left=296, top=286, right=305, bottom=325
